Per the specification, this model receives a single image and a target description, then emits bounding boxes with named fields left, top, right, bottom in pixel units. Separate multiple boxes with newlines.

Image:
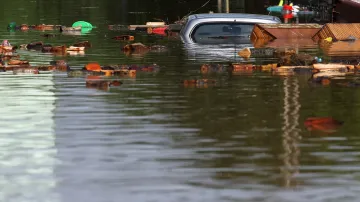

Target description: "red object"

left=304, top=117, right=344, bottom=133
left=283, top=13, right=294, bottom=19
left=85, top=63, right=101, bottom=71
left=283, top=4, right=292, bottom=12
left=151, top=27, right=168, bottom=36
left=110, top=81, right=122, bottom=86
left=282, top=4, right=293, bottom=19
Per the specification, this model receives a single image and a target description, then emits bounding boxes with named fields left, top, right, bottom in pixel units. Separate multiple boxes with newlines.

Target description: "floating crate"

left=253, top=38, right=318, bottom=49
left=320, top=41, right=360, bottom=57
left=251, top=23, right=323, bottom=42
left=313, top=23, right=360, bottom=41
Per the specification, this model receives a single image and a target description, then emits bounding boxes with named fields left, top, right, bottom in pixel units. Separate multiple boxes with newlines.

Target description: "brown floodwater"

left=1, top=1, right=360, bottom=202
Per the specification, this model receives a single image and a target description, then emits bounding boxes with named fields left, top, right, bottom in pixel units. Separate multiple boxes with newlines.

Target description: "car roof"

left=188, top=13, right=280, bottom=22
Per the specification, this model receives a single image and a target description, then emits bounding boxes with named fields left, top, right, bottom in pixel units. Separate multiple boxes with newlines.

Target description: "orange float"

left=85, top=63, right=102, bottom=71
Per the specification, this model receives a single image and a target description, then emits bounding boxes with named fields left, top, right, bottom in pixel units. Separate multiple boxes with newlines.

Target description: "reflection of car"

left=180, top=13, right=281, bottom=44
left=183, top=43, right=277, bottom=63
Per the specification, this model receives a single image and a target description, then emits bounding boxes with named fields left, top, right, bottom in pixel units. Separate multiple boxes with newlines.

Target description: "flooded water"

left=1, top=1, right=360, bottom=202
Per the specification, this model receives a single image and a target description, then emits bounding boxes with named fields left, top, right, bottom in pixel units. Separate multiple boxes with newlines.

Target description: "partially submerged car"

left=180, top=13, right=281, bottom=44
left=179, top=13, right=281, bottom=63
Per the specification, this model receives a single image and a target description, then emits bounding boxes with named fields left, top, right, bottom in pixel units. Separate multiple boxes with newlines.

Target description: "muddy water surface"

left=1, top=1, right=360, bottom=202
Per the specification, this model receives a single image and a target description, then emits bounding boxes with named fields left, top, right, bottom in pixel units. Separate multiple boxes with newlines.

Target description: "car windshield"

left=191, top=22, right=254, bottom=44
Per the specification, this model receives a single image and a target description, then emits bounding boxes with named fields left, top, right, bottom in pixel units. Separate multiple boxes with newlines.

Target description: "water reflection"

left=0, top=74, right=58, bottom=202
left=183, top=43, right=250, bottom=63
left=3, top=0, right=360, bottom=201
left=53, top=74, right=201, bottom=202
left=281, top=76, right=301, bottom=188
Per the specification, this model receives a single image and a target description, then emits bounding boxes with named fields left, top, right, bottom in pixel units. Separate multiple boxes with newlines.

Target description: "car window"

left=191, top=22, right=254, bottom=44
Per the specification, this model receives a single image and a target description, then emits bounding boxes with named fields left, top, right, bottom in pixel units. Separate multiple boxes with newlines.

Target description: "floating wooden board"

left=146, top=22, right=165, bottom=26
left=128, top=25, right=167, bottom=31
left=312, top=71, right=348, bottom=79
left=274, top=66, right=313, bottom=72
left=313, top=63, right=352, bottom=71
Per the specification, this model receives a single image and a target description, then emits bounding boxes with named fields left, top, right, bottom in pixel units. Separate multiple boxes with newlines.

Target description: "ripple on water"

left=2, top=8, right=360, bottom=201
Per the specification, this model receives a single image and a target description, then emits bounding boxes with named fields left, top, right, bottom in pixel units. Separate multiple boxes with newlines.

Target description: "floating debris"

left=20, top=24, right=29, bottom=31
left=46, top=45, right=67, bottom=55
left=49, top=60, right=70, bottom=71
left=19, top=41, right=88, bottom=56
left=147, top=27, right=168, bottom=36
left=309, top=76, right=332, bottom=86
left=3, top=64, right=31, bottom=71
left=320, top=41, right=360, bottom=57
left=1, top=54, right=20, bottom=61
left=308, top=71, right=349, bottom=86
left=112, top=35, right=134, bottom=41
left=22, top=41, right=44, bottom=50
left=67, top=51, right=85, bottom=56
left=122, top=43, right=167, bottom=56
left=183, top=79, right=216, bottom=88
left=129, top=21, right=167, bottom=31
left=261, top=63, right=278, bottom=72
left=122, top=43, right=149, bottom=54
left=34, top=24, right=57, bottom=31
left=252, top=23, right=322, bottom=41
left=73, top=41, right=91, bottom=48
left=313, top=63, right=354, bottom=72
left=277, top=51, right=316, bottom=66
left=6, top=23, right=59, bottom=31
left=68, top=70, right=104, bottom=77
left=41, top=34, right=57, bottom=38
left=60, top=26, right=81, bottom=32
left=72, top=21, right=93, bottom=32
left=200, top=64, right=226, bottom=74
left=1, top=40, right=11, bottom=46
left=83, top=62, right=137, bottom=77
left=273, top=65, right=313, bottom=73
left=238, top=47, right=251, bottom=59
left=108, top=24, right=129, bottom=31
left=304, top=117, right=344, bottom=134
left=7, top=59, right=29, bottom=65
left=106, top=64, right=160, bottom=73
left=85, top=63, right=101, bottom=71
left=66, top=46, right=85, bottom=52
left=86, top=76, right=122, bottom=91
left=313, top=23, right=360, bottom=42
left=229, top=63, right=255, bottom=75
left=12, top=67, right=39, bottom=75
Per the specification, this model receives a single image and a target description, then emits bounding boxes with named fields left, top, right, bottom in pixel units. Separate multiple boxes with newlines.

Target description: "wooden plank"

left=275, top=66, right=312, bottom=71
left=313, top=63, right=352, bottom=71
left=128, top=25, right=167, bottom=31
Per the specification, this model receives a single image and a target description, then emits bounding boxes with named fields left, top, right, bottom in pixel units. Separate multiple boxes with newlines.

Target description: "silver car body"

left=180, top=13, right=281, bottom=44
left=180, top=13, right=281, bottom=63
